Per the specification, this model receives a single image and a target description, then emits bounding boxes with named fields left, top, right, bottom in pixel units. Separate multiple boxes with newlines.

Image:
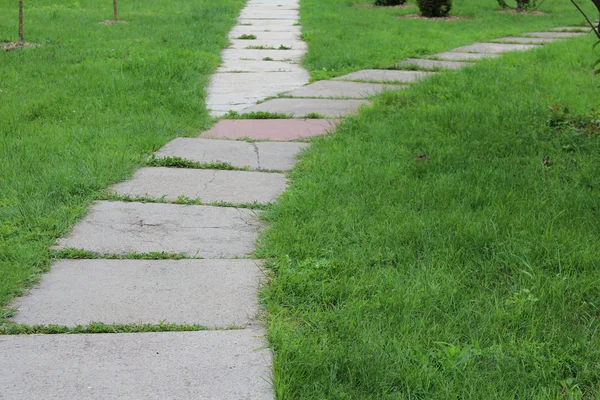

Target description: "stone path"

left=0, top=14, right=590, bottom=399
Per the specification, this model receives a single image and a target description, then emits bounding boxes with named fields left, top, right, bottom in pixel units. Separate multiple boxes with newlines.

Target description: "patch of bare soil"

left=1, top=42, right=40, bottom=51
left=355, top=3, right=415, bottom=8
left=99, top=20, right=129, bottom=25
left=497, top=9, right=547, bottom=15
left=397, top=14, right=470, bottom=21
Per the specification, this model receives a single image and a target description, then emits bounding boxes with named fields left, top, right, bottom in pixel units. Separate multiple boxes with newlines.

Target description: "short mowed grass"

left=300, top=0, right=596, bottom=80
left=0, top=0, right=243, bottom=310
left=259, top=34, right=600, bottom=398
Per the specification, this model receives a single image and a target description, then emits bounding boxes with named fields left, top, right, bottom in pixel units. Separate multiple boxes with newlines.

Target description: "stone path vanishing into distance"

left=0, top=0, right=589, bottom=395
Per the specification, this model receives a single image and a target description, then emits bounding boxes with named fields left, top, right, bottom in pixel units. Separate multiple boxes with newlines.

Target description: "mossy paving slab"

left=11, top=259, right=263, bottom=327
left=111, top=168, right=287, bottom=204
left=523, top=31, right=588, bottom=38
left=242, top=98, right=371, bottom=117
left=333, top=69, right=435, bottom=83
left=156, top=138, right=309, bottom=171
left=431, top=51, right=501, bottom=61
left=491, top=36, right=559, bottom=44
left=452, top=42, right=541, bottom=54
left=282, top=80, right=404, bottom=99
left=0, top=330, right=273, bottom=399
left=200, top=119, right=337, bottom=141
left=396, top=58, right=472, bottom=70
left=53, top=201, right=262, bottom=258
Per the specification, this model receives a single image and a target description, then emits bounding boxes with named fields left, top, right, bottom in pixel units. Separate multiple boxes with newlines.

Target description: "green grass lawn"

left=260, top=35, right=600, bottom=398
left=0, top=0, right=243, bottom=312
left=300, top=0, right=596, bottom=80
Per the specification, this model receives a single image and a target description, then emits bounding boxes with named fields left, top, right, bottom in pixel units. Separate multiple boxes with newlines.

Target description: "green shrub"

left=374, top=0, right=407, bottom=6
left=417, top=0, right=452, bottom=17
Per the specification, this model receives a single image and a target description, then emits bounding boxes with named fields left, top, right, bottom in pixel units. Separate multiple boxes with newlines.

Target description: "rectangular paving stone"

left=53, top=201, right=262, bottom=258
left=0, top=330, right=272, bottom=399
left=220, top=48, right=305, bottom=61
left=11, top=259, right=263, bottom=327
left=452, top=42, right=541, bottom=53
left=396, top=58, right=472, bottom=70
left=550, top=26, right=589, bottom=32
left=523, top=31, right=587, bottom=38
left=242, top=98, right=371, bottom=117
left=156, top=138, right=309, bottom=171
left=200, top=119, right=337, bottom=141
left=282, top=80, right=403, bottom=99
left=230, top=31, right=301, bottom=41
left=111, top=168, right=287, bottom=204
left=491, top=36, right=559, bottom=44
left=230, top=39, right=306, bottom=50
left=217, top=59, right=303, bottom=73
left=238, top=18, right=298, bottom=26
left=239, top=9, right=299, bottom=19
left=431, top=51, right=501, bottom=61
left=333, top=69, right=435, bottom=83
left=229, top=25, right=302, bottom=34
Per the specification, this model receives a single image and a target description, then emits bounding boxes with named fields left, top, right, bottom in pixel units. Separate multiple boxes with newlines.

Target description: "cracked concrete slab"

left=333, top=69, right=435, bottom=83
left=53, top=201, right=262, bottom=258
left=200, top=119, right=337, bottom=141
left=431, top=51, right=501, bottom=61
left=523, top=31, right=587, bottom=38
left=111, top=167, right=287, bottom=204
left=0, top=330, right=273, bottom=400
left=452, top=42, right=541, bottom=53
left=282, top=80, right=403, bottom=99
left=11, top=259, right=264, bottom=327
left=396, top=58, right=472, bottom=70
left=156, top=138, right=308, bottom=171
left=243, top=98, right=371, bottom=117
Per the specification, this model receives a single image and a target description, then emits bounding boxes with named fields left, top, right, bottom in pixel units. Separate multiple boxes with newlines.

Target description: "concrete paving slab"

left=230, top=39, right=306, bottom=50
left=431, top=51, right=501, bottom=61
left=282, top=80, right=403, bottom=99
left=208, top=71, right=309, bottom=92
left=333, top=69, right=435, bottom=83
left=242, top=98, right=371, bottom=117
left=239, top=9, right=298, bottom=19
left=53, top=202, right=262, bottom=258
left=230, top=25, right=302, bottom=34
left=238, top=18, right=299, bottom=26
left=491, top=36, right=559, bottom=44
left=396, top=58, right=472, bottom=70
left=523, top=31, right=587, bottom=38
left=156, top=138, right=308, bottom=171
left=0, top=330, right=273, bottom=400
left=217, top=59, right=302, bottom=73
left=550, top=26, right=589, bottom=32
left=220, top=48, right=304, bottom=61
left=11, top=259, right=264, bottom=327
left=111, top=168, right=287, bottom=204
left=200, top=119, right=337, bottom=141
left=452, top=42, right=541, bottom=53
left=230, top=31, right=301, bottom=41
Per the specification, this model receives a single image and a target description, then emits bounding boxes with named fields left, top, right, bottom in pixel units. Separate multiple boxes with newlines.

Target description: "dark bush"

left=374, top=0, right=407, bottom=6
left=417, top=0, right=452, bottom=17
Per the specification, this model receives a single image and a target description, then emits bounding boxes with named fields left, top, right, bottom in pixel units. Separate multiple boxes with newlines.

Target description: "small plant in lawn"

left=417, top=0, right=453, bottom=17
left=375, top=0, right=408, bottom=5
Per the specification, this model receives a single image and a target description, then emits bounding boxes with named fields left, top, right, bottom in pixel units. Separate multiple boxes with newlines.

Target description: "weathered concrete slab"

left=238, top=18, right=298, bottom=26
left=452, top=42, right=541, bottom=53
left=239, top=9, right=298, bottom=19
left=217, top=59, right=302, bottom=73
left=333, top=69, right=434, bottom=83
left=492, top=36, right=559, bottom=44
left=523, top=31, right=587, bottom=38
left=431, top=51, right=501, bottom=61
left=156, top=138, right=308, bottom=171
left=12, top=259, right=263, bottom=327
left=230, top=31, right=301, bottom=41
left=200, top=119, right=337, bottom=141
left=242, top=98, right=371, bottom=117
left=230, top=25, right=302, bottom=34
left=230, top=39, right=306, bottom=50
left=550, top=26, right=589, bottom=32
left=282, top=80, right=403, bottom=99
left=111, top=168, right=287, bottom=204
left=220, top=48, right=305, bottom=62
left=53, top=202, right=262, bottom=258
left=396, top=58, right=472, bottom=70
left=0, top=330, right=273, bottom=400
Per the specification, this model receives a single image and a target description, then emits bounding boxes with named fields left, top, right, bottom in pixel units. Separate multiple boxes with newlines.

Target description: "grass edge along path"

left=0, top=0, right=245, bottom=311
left=259, top=36, right=600, bottom=398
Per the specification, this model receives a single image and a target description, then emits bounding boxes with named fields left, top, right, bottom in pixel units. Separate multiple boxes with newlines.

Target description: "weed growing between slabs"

left=259, top=37, right=600, bottom=398
left=0, top=0, right=244, bottom=309
left=300, top=0, right=596, bottom=80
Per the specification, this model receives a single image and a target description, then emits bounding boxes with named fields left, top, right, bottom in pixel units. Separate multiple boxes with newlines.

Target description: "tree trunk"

left=18, top=0, right=23, bottom=44
left=113, top=0, right=118, bottom=21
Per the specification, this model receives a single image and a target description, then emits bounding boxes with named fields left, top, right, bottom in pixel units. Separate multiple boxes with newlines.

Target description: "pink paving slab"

left=200, top=119, right=338, bottom=141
